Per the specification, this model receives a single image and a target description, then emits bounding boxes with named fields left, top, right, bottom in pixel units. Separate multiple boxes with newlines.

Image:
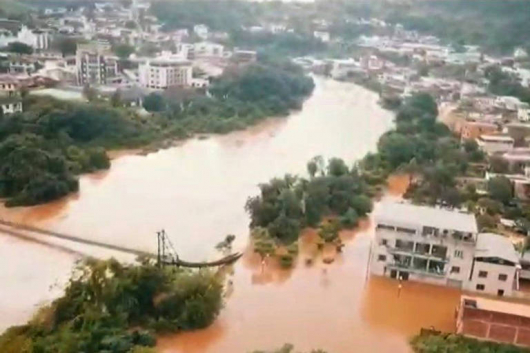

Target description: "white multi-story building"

left=17, top=27, right=49, bottom=50
left=76, top=42, right=118, bottom=86
left=371, top=202, right=519, bottom=297
left=193, top=41, right=224, bottom=59
left=0, top=26, right=49, bottom=50
left=138, top=55, right=192, bottom=89
left=469, top=233, right=519, bottom=297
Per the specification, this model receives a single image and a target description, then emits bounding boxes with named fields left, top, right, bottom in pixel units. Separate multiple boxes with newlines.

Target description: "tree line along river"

left=0, top=77, right=461, bottom=353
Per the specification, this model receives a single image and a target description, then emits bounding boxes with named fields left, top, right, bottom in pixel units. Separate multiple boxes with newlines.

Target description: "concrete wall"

left=458, top=306, right=530, bottom=346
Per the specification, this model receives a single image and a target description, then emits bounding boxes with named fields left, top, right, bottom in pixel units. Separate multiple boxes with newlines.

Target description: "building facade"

left=371, top=202, right=519, bottom=296
left=477, top=135, right=515, bottom=155
left=138, top=56, right=192, bottom=89
left=76, top=42, right=118, bottom=86
left=0, top=97, right=22, bottom=115
left=193, top=41, right=224, bottom=58
left=460, top=121, right=497, bottom=140
left=457, top=295, right=530, bottom=346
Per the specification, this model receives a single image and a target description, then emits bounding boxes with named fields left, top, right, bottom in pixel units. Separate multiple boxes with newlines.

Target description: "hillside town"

left=0, top=0, right=260, bottom=113
left=3, top=1, right=530, bottom=351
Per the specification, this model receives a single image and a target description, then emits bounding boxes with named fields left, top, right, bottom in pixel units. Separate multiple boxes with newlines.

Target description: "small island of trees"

left=0, top=258, right=223, bottom=353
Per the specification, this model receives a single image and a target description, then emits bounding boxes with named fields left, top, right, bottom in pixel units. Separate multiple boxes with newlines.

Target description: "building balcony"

left=387, top=247, right=449, bottom=263
left=387, top=262, right=447, bottom=277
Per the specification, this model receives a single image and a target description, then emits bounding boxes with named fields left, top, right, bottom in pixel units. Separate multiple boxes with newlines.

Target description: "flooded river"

left=0, top=77, right=462, bottom=352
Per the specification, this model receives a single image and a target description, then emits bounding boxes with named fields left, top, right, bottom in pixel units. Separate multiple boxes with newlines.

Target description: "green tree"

left=488, top=176, right=513, bottom=204
left=113, top=43, right=135, bottom=59
left=52, top=37, right=78, bottom=56
left=143, top=93, right=166, bottom=112
left=111, top=90, right=122, bottom=107
left=340, top=207, right=359, bottom=228
left=82, top=84, right=97, bottom=102
left=318, top=219, right=340, bottom=243
left=327, top=157, right=349, bottom=177
left=5, top=41, right=33, bottom=54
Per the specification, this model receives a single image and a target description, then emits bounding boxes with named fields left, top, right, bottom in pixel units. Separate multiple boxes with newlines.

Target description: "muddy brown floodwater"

left=0, top=78, right=462, bottom=352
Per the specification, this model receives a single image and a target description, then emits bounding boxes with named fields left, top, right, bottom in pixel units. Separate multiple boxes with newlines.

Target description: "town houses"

left=0, top=1, right=258, bottom=108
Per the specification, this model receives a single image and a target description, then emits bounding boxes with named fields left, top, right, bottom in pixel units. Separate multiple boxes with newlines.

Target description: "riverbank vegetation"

left=0, top=97, right=157, bottom=207
left=0, top=59, right=313, bottom=207
left=0, top=258, right=223, bottom=353
left=411, top=332, right=529, bottom=353
left=144, top=60, right=314, bottom=134
left=360, top=93, right=485, bottom=208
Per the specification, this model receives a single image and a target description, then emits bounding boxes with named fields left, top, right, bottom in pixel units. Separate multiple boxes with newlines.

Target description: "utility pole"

left=157, top=230, right=162, bottom=267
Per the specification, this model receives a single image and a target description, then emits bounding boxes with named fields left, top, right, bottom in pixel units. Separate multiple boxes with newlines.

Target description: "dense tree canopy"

left=361, top=92, right=482, bottom=207
left=152, top=60, right=314, bottom=134
left=246, top=157, right=373, bottom=244
left=0, top=97, right=160, bottom=206
left=4, top=41, right=33, bottom=54
left=0, top=259, right=224, bottom=353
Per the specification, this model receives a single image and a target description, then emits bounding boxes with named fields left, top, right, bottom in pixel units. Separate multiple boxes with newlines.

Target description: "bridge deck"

left=0, top=219, right=242, bottom=268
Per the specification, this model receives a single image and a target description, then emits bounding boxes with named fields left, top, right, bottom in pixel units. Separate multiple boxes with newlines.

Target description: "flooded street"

left=0, top=78, right=462, bottom=351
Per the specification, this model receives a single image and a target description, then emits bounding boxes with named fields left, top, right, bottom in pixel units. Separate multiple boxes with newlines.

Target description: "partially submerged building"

left=371, top=202, right=520, bottom=296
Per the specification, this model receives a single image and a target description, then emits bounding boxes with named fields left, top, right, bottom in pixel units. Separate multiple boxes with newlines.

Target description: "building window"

left=476, top=284, right=485, bottom=291
left=376, top=224, right=395, bottom=231
left=498, top=289, right=505, bottom=296
left=478, top=271, right=488, bottom=278
left=450, top=266, right=460, bottom=274
left=396, top=227, right=416, bottom=235
left=498, top=274, right=508, bottom=281
left=454, top=250, right=463, bottom=259
left=381, top=239, right=388, bottom=246
left=377, top=255, right=386, bottom=262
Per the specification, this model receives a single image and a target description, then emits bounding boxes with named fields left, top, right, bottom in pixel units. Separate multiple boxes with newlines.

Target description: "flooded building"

left=457, top=295, right=530, bottom=346
left=371, top=202, right=519, bottom=296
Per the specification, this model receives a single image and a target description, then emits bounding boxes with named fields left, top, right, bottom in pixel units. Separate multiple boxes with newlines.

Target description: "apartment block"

left=371, top=202, right=519, bottom=296
left=76, top=42, right=118, bottom=86
left=138, top=55, right=192, bottom=89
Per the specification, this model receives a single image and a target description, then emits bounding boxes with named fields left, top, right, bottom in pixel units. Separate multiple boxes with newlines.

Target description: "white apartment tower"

left=138, top=56, right=192, bottom=89
left=371, top=202, right=519, bottom=297
left=76, top=42, right=118, bottom=86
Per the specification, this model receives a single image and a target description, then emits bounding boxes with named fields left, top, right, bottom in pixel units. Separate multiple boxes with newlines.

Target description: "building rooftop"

left=474, top=233, right=520, bottom=264
left=376, top=202, right=478, bottom=233
left=461, top=295, right=530, bottom=318
left=503, top=148, right=530, bottom=162
left=479, top=135, right=515, bottom=142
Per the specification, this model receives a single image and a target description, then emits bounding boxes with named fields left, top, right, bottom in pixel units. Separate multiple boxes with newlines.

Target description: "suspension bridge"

left=0, top=219, right=242, bottom=268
